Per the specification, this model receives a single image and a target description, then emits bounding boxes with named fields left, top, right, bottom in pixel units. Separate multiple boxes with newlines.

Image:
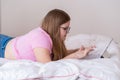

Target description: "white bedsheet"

left=0, top=58, right=120, bottom=80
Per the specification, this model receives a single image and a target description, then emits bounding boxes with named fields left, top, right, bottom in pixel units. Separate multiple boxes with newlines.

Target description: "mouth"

left=64, top=35, right=66, bottom=38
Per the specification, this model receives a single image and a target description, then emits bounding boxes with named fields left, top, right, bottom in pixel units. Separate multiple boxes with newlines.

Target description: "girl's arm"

left=67, top=48, right=79, bottom=54
left=34, top=47, right=52, bottom=63
left=64, top=46, right=95, bottom=59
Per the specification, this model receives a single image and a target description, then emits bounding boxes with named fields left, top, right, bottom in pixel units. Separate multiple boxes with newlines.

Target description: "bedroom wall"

left=1, top=0, right=120, bottom=43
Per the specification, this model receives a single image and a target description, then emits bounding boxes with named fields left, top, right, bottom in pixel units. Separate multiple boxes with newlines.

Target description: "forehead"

left=60, top=21, right=70, bottom=27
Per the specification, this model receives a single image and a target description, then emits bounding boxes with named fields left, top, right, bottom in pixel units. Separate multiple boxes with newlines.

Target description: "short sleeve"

left=30, top=29, right=52, bottom=53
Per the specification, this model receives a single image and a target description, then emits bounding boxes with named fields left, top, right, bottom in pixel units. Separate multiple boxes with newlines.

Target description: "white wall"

left=1, top=0, right=120, bottom=43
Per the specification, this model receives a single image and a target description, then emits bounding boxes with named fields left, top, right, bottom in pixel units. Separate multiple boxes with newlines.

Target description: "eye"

left=60, top=27, right=71, bottom=33
left=62, top=27, right=68, bottom=30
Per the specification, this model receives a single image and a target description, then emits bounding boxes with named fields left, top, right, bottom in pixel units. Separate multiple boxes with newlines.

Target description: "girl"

left=0, top=9, right=94, bottom=63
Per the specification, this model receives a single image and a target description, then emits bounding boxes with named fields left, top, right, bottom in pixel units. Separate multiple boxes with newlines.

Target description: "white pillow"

left=65, top=34, right=120, bottom=60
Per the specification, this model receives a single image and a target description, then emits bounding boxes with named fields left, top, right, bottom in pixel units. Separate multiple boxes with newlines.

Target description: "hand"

left=74, top=45, right=95, bottom=59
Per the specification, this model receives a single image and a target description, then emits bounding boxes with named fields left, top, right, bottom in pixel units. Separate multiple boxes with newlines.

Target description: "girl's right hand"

left=74, top=45, right=95, bottom=59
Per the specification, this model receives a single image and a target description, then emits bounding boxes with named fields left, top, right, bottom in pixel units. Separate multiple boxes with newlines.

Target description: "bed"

left=0, top=34, right=120, bottom=80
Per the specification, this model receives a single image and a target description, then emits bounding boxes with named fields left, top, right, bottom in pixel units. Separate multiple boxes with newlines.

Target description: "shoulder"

left=30, top=27, right=52, bottom=43
left=28, top=27, right=53, bottom=53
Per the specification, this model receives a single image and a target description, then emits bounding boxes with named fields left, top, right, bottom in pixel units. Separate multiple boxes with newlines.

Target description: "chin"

left=63, top=37, right=66, bottom=41
left=61, top=38, right=65, bottom=41
left=61, top=36, right=66, bottom=41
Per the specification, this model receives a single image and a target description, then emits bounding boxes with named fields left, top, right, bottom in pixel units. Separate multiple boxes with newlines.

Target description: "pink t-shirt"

left=11, top=27, right=53, bottom=61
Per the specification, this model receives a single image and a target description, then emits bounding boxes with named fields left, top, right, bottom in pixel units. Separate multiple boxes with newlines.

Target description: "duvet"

left=0, top=58, right=120, bottom=80
left=0, top=34, right=120, bottom=80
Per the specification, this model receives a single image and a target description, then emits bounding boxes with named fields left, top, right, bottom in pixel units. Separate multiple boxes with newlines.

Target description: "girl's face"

left=60, top=21, right=70, bottom=41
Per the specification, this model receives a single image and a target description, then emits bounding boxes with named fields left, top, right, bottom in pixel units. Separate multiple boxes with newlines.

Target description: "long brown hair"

left=41, top=9, right=70, bottom=61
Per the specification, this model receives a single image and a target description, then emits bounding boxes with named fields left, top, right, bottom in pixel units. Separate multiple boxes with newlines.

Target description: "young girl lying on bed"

left=0, top=9, right=95, bottom=63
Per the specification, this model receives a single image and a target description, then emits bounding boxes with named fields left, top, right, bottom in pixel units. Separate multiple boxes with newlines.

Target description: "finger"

left=80, top=45, right=85, bottom=50
left=91, top=45, right=96, bottom=48
left=85, top=47, right=94, bottom=54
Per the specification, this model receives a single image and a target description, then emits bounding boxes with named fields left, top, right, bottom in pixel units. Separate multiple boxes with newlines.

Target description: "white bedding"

left=0, top=34, right=120, bottom=80
left=0, top=58, right=120, bottom=80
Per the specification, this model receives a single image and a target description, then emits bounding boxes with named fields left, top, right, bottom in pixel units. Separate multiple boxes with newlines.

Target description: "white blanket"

left=0, top=34, right=120, bottom=80
left=0, top=58, right=120, bottom=80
